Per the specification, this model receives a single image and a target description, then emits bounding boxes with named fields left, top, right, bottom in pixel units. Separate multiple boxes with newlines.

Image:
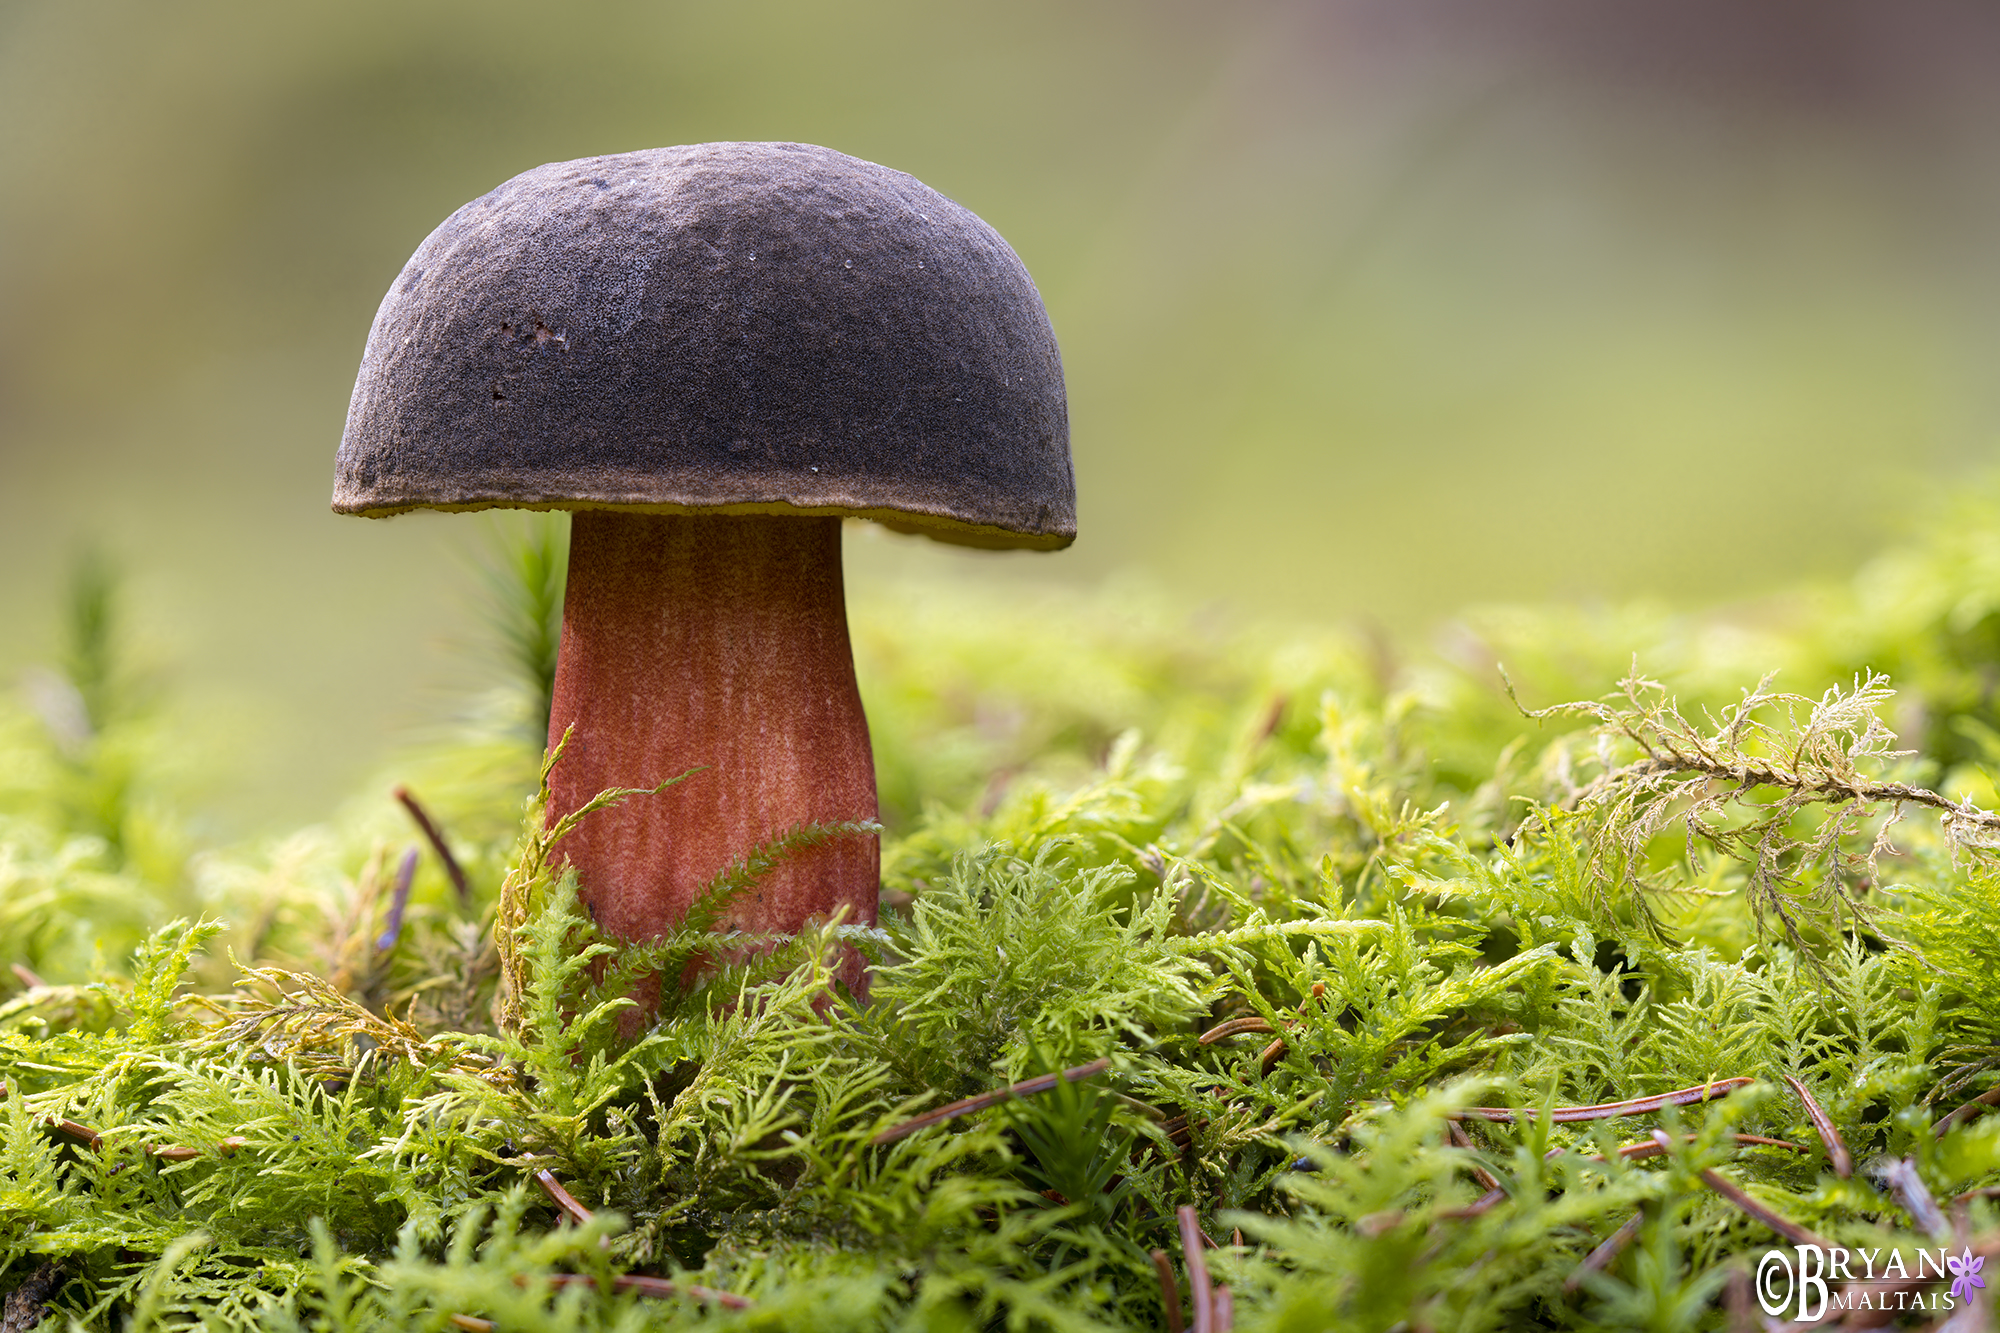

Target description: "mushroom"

left=333, top=142, right=1073, bottom=1005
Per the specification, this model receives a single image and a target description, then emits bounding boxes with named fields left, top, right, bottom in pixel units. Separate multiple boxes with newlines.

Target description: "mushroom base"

left=547, top=511, right=879, bottom=1009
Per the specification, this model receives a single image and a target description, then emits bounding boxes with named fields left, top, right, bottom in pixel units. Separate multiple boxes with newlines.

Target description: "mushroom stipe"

left=548, top=511, right=879, bottom=999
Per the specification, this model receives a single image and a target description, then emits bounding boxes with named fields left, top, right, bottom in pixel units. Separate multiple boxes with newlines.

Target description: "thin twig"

left=871, top=1059, right=1112, bottom=1145
left=1448, top=1078, right=1752, bottom=1124
left=394, top=784, right=471, bottom=908
left=1782, top=1072, right=1852, bottom=1177
left=1565, top=1211, right=1643, bottom=1292
left=9, top=963, right=44, bottom=990
left=1151, top=1249, right=1185, bottom=1333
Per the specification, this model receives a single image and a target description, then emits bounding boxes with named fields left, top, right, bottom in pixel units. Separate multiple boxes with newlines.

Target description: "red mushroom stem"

left=545, top=511, right=879, bottom=1004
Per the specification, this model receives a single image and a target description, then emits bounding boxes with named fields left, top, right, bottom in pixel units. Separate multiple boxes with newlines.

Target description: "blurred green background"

left=6, top=0, right=2000, bottom=833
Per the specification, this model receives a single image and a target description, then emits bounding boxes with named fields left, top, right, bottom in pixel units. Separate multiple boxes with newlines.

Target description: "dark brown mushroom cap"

left=333, top=142, right=1073, bottom=550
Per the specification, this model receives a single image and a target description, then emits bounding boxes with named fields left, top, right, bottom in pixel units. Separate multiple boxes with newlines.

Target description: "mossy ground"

left=4, top=498, right=2000, bottom=1331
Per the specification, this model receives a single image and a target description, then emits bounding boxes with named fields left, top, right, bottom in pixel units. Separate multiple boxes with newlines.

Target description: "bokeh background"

left=6, top=0, right=2000, bottom=832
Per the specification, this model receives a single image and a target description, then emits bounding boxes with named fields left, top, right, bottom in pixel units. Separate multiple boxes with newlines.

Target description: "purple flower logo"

left=1948, top=1248, right=1986, bottom=1302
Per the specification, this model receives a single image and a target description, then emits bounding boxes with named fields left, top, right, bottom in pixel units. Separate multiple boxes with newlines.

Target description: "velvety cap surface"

left=334, top=142, right=1073, bottom=549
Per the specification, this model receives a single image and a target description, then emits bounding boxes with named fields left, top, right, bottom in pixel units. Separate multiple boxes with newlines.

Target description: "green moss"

left=3, top=500, right=2000, bottom=1330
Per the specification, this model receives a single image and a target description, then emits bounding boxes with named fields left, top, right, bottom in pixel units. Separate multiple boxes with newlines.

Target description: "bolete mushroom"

left=333, top=142, right=1073, bottom=1004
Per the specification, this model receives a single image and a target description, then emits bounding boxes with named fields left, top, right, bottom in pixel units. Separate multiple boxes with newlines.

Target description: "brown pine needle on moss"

left=870, top=1057, right=1113, bottom=1145
left=394, top=784, right=472, bottom=908
left=1935, top=1084, right=2000, bottom=1139
left=532, top=1170, right=594, bottom=1227
left=1150, top=1249, right=1185, bottom=1333
left=1690, top=1148, right=1831, bottom=1248
left=1436, top=1187, right=1509, bottom=1221
left=1783, top=1072, right=1854, bottom=1177
left=1445, top=1120, right=1503, bottom=1191
left=1196, top=1017, right=1276, bottom=1044
left=3, top=1081, right=255, bottom=1162
left=1177, top=1206, right=1215, bottom=1333
left=1593, top=1132, right=1802, bottom=1163
left=1565, top=1211, right=1644, bottom=1292
left=1448, top=1077, right=1753, bottom=1123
